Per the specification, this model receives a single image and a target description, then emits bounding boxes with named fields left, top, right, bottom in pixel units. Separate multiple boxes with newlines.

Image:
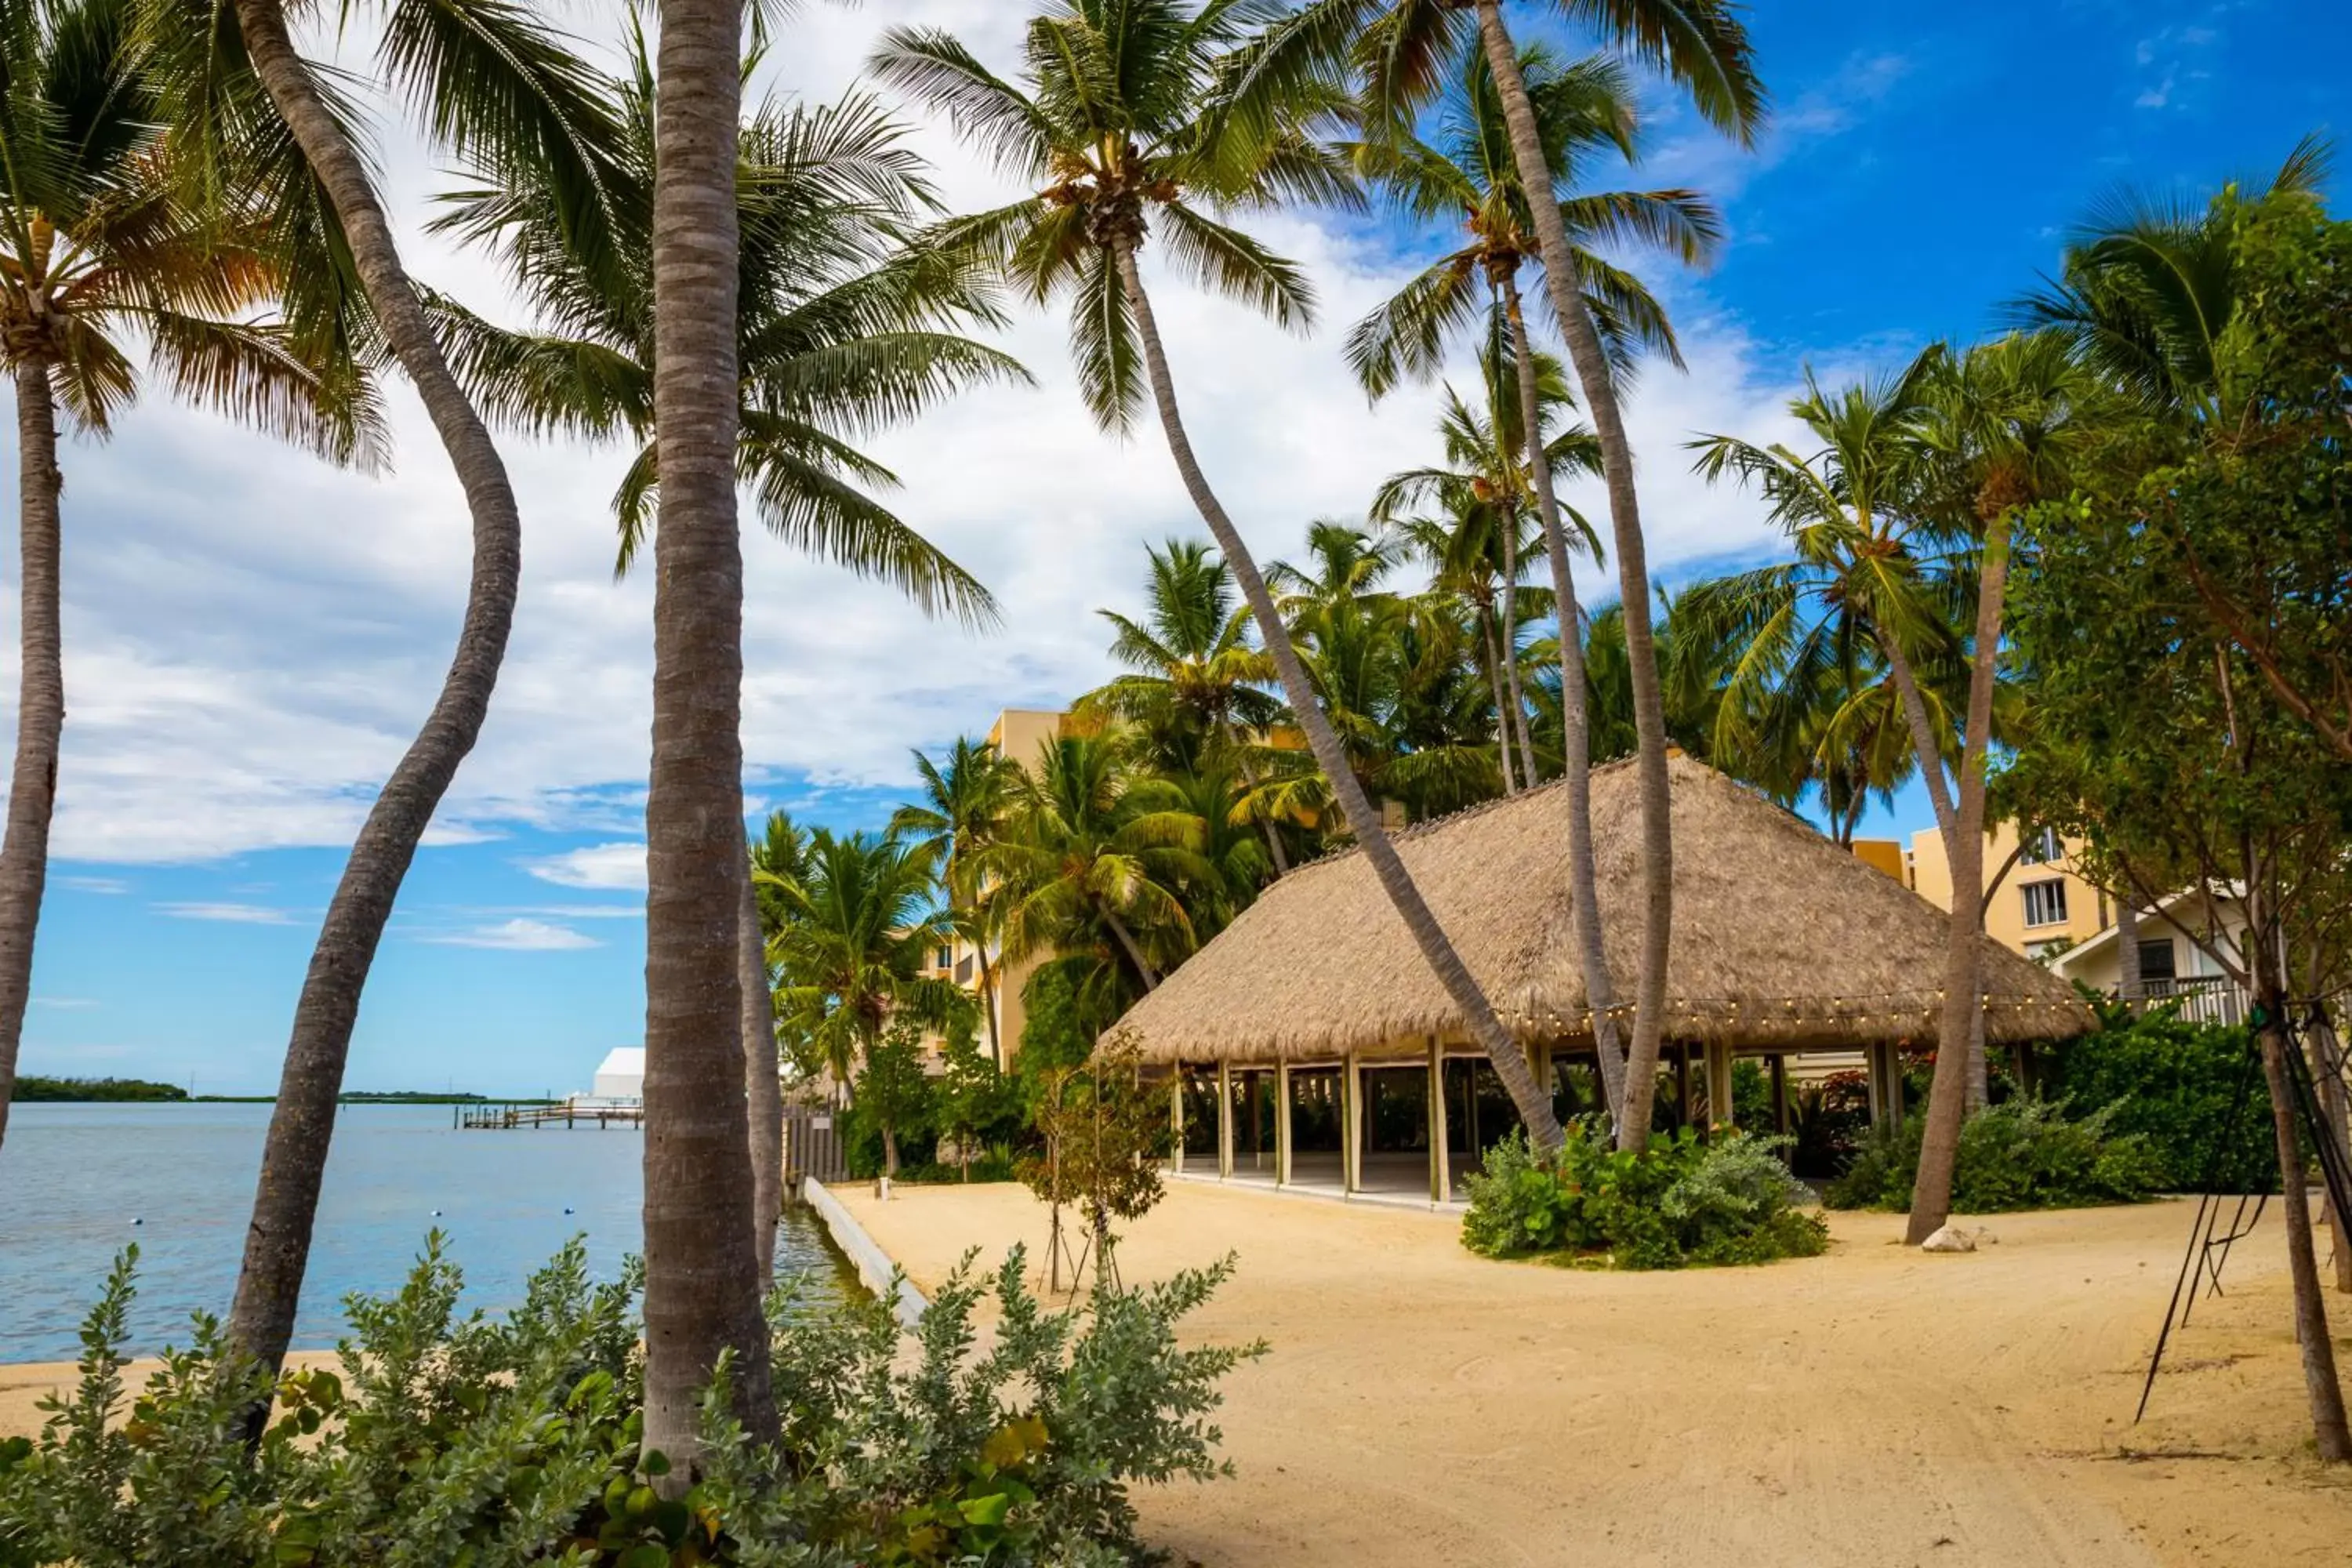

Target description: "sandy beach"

left=833, top=1181, right=2352, bottom=1568
left=9, top=1183, right=2345, bottom=1566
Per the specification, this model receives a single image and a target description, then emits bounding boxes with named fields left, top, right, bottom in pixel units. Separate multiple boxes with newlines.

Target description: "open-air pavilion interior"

left=1111, top=754, right=2096, bottom=1207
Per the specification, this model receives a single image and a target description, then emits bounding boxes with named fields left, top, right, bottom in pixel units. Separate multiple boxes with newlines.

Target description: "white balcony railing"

left=2137, top=975, right=2249, bottom=1028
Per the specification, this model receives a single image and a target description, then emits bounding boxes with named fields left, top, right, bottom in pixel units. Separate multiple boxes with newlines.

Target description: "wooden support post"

left=1705, top=1042, right=1735, bottom=1131
left=1217, top=1060, right=1233, bottom=1180
left=1344, top=1051, right=1363, bottom=1193
left=1275, top=1061, right=1294, bottom=1186
left=1770, top=1054, right=1789, bottom=1138
left=1170, top=1076, right=1185, bottom=1176
left=1428, top=1039, right=1450, bottom=1203
left=1675, top=1043, right=1693, bottom=1129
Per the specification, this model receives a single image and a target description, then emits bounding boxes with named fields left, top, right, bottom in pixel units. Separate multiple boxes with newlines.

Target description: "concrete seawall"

left=802, top=1177, right=927, bottom=1328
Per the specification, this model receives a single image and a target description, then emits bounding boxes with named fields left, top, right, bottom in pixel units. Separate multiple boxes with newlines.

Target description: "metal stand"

left=2138, top=1006, right=2352, bottom=1422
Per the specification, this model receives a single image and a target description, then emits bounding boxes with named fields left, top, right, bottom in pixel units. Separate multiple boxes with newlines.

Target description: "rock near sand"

left=1922, top=1224, right=1977, bottom=1254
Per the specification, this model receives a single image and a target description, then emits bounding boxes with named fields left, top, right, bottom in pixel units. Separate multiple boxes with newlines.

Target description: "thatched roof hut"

left=1107, top=754, right=2094, bottom=1065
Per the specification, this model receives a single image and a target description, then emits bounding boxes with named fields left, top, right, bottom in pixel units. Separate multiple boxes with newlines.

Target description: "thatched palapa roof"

left=1106, top=754, right=2094, bottom=1065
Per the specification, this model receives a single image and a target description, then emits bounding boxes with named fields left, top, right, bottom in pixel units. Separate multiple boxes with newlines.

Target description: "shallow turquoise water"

left=0, top=1102, right=851, bottom=1362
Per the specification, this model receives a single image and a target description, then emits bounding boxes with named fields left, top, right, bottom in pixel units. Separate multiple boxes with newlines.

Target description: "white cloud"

left=58, top=876, right=128, bottom=894
left=420, top=917, right=600, bottom=951
left=32, top=996, right=99, bottom=1009
left=155, top=902, right=297, bottom=925
left=523, top=842, right=648, bottom=891
left=1, top=0, right=1826, bottom=865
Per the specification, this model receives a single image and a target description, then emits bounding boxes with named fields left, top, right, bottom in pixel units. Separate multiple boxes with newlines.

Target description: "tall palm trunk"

left=1472, top=4, right=1668, bottom=1152
left=1497, top=516, right=1537, bottom=786
left=1882, top=636, right=1960, bottom=845
left=641, top=0, right=778, bottom=1474
left=1479, top=604, right=1519, bottom=793
left=0, top=358, right=64, bottom=1151
left=1501, top=271, right=1624, bottom=1120
left=2115, top=900, right=2143, bottom=1003
left=227, top=0, right=521, bottom=1383
left=974, top=931, right=1004, bottom=1065
left=739, top=862, right=781, bottom=1279
left=1905, top=521, right=2009, bottom=1244
left=1112, top=234, right=1562, bottom=1152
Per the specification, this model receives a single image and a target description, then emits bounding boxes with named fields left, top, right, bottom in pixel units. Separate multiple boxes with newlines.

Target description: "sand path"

left=834, top=1181, right=2352, bottom=1568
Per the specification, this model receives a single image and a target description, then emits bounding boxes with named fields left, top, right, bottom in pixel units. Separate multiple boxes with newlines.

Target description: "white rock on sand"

left=1921, top=1222, right=1977, bottom=1252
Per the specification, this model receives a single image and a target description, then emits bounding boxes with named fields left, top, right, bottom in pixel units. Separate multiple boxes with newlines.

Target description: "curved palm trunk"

left=1112, top=238, right=1562, bottom=1152
left=0, top=360, right=64, bottom=1152
left=974, top=932, right=1005, bottom=1065
left=227, top=0, right=521, bottom=1383
left=1479, top=604, right=1519, bottom=793
left=1905, top=521, right=2009, bottom=1244
left=1105, top=907, right=1161, bottom=991
left=1472, top=3, right=1668, bottom=1152
left=740, top=862, right=781, bottom=1279
left=1501, top=273, right=1624, bottom=1121
left=641, top=0, right=779, bottom=1474
left=1497, top=514, right=1536, bottom=786
left=1881, top=633, right=1960, bottom=847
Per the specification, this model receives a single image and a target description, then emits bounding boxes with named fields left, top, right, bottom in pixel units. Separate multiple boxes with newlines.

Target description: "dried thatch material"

left=1106, top=754, right=2093, bottom=1065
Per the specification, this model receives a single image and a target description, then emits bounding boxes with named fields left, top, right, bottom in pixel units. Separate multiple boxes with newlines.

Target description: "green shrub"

left=1461, top=1124, right=1828, bottom=1270
left=0, top=1233, right=1260, bottom=1568
left=2039, top=1008, right=2275, bottom=1192
left=1823, top=1096, right=2169, bottom=1212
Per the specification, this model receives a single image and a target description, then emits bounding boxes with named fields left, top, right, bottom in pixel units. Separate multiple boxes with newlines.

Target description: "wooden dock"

left=454, top=1101, right=644, bottom=1130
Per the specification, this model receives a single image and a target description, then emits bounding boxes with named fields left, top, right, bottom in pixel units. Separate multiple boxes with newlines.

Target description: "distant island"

left=17, top=1075, right=187, bottom=1102
left=17, top=1079, right=535, bottom=1105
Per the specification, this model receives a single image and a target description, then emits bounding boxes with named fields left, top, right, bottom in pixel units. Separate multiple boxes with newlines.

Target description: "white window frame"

left=2020, top=879, right=2069, bottom=929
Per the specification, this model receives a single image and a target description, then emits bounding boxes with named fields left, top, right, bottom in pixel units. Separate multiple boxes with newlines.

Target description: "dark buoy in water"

left=562, top=1207, right=574, bottom=1215
left=431, top=1209, right=443, bottom=1218
left=130, top=1217, right=143, bottom=1226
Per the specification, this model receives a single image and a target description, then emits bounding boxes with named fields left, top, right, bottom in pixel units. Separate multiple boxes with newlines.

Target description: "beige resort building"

left=1853, top=822, right=2249, bottom=1026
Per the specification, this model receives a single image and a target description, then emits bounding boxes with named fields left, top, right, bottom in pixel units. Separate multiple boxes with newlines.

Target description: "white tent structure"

left=590, top=1047, right=645, bottom=1102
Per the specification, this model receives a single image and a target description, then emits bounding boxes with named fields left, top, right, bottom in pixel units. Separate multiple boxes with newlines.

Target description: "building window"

left=2137, top=939, right=2177, bottom=983
left=935, top=946, right=953, bottom=971
left=2020, top=826, right=2061, bottom=866
left=2021, top=880, right=2069, bottom=929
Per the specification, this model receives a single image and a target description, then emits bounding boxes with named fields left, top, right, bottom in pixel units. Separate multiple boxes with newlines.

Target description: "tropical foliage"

left=0, top=1239, right=1258, bottom=1567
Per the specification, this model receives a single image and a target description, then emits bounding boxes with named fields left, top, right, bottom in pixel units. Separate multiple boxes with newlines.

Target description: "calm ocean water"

left=0, top=1102, right=853, bottom=1363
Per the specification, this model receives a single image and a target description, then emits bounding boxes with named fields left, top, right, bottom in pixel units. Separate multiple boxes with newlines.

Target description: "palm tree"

left=1349, top=35, right=1715, bottom=1122
left=434, top=53, right=1022, bottom=618
left=1373, top=368, right=1588, bottom=796
left=1685, top=348, right=1969, bottom=841
left=768, top=827, right=967, bottom=1102
left=892, top=736, right=1024, bottom=1064
left=1332, top=0, right=1766, bottom=1152
left=1898, top=334, right=2091, bottom=1240
left=0, top=0, right=376, bottom=1148
left=875, top=1, right=1564, bottom=1149
left=1080, top=539, right=1294, bottom=870
left=986, top=731, right=1208, bottom=1011
left=637, top=0, right=777, bottom=1471
left=189, top=0, right=628, bottom=1392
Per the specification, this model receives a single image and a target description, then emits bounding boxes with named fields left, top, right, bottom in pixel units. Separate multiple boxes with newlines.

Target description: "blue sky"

left=8, top=0, right=2346, bottom=1095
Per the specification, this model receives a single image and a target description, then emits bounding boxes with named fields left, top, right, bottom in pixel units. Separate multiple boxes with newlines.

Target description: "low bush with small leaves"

left=1822, top=1095, right=2169, bottom=1213
left=0, top=1234, right=1261, bottom=1568
left=1461, top=1123, right=1828, bottom=1270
